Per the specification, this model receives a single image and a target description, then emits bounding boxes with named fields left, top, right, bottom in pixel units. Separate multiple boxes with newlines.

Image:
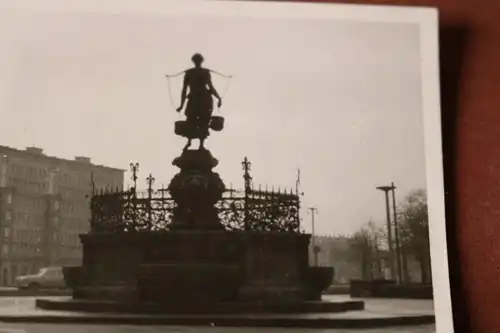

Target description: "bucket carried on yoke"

left=174, top=120, right=189, bottom=136
left=209, top=115, right=224, bottom=132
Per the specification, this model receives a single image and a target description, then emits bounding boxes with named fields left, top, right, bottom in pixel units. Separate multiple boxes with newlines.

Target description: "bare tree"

left=398, top=189, right=431, bottom=284
left=349, top=221, right=386, bottom=280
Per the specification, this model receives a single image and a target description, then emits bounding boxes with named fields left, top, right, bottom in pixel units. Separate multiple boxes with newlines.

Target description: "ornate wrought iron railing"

left=90, top=185, right=301, bottom=233
left=90, top=157, right=302, bottom=233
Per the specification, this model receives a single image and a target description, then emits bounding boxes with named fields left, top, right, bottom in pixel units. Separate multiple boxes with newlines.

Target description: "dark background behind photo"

left=239, top=1, right=500, bottom=332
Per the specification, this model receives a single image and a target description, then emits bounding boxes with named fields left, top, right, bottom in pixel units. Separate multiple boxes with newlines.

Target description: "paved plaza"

left=0, top=295, right=435, bottom=318
left=0, top=295, right=435, bottom=332
left=0, top=323, right=436, bottom=333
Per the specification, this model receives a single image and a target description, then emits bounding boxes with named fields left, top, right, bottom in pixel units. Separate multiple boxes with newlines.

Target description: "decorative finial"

left=146, top=173, right=155, bottom=197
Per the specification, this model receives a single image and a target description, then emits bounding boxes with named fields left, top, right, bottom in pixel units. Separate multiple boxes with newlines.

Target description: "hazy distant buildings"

left=309, top=235, right=365, bottom=283
left=0, top=146, right=124, bottom=285
left=309, top=234, right=424, bottom=284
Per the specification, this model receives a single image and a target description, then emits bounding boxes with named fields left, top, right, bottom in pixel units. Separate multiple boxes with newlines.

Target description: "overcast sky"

left=0, top=5, right=426, bottom=235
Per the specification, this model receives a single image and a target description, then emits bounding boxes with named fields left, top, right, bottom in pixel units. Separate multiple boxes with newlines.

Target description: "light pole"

left=130, top=162, right=140, bottom=229
left=308, top=207, right=319, bottom=266
left=242, top=157, right=252, bottom=231
left=130, top=162, right=140, bottom=192
left=390, top=182, right=403, bottom=284
left=376, top=185, right=395, bottom=280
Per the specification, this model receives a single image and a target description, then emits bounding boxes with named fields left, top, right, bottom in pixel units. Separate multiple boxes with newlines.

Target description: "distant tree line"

left=347, top=221, right=383, bottom=280
left=348, top=189, right=431, bottom=284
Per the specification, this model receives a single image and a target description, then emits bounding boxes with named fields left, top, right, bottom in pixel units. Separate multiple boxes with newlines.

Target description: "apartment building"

left=0, top=146, right=124, bottom=285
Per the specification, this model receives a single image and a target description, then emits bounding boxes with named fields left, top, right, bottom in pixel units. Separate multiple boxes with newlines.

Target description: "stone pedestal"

left=238, top=232, right=310, bottom=304
left=168, top=149, right=225, bottom=230
left=138, top=263, right=242, bottom=303
left=72, top=231, right=331, bottom=305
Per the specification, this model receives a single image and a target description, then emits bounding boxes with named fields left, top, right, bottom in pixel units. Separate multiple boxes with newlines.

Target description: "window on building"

left=6, top=194, right=12, bottom=204
left=4, top=227, right=10, bottom=238
left=5, top=211, right=11, bottom=221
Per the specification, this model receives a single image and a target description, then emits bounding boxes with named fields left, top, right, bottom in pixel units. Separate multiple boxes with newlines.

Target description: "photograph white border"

left=0, top=1, right=450, bottom=332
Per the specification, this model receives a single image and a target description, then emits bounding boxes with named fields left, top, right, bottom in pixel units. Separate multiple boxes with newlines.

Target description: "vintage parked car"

left=15, top=267, right=66, bottom=290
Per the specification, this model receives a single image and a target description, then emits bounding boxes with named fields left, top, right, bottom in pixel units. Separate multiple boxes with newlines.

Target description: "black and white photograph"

left=0, top=1, right=450, bottom=332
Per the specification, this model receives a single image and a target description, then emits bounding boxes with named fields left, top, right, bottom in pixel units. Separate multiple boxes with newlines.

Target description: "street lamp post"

left=376, top=185, right=395, bottom=280
left=130, top=162, right=140, bottom=229
left=391, top=182, right=403, bottom=284
left=308, top=207, right=319, bottom=266
left=130, top=162, right=140, bottom=192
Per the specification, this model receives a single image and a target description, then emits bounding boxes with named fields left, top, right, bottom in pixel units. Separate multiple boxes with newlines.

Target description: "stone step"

left=35, top=297, right=365, bottom=315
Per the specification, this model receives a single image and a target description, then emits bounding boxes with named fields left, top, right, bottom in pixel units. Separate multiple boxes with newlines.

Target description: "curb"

left=0, top=314, right=436, bottom=328
left=35, top=299, right=365, bottom=315
left=0, top=291, right=71, bottom=298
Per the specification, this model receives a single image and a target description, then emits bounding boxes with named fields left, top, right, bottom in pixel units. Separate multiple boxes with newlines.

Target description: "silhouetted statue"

left=176, top=53, right=222, bottom=150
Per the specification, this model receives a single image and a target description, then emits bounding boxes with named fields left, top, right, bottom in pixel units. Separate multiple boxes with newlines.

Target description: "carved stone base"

left=171, top=149, right=219, bottom=170
left=168, top=149, right=225, bottom=230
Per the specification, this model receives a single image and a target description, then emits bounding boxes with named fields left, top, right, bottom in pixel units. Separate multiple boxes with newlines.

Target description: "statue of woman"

left=176, top=53, right=222, bottom=150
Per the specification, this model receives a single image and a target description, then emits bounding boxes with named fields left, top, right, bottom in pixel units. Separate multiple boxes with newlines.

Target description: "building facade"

left=0, top=146, right=124, bottom=285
